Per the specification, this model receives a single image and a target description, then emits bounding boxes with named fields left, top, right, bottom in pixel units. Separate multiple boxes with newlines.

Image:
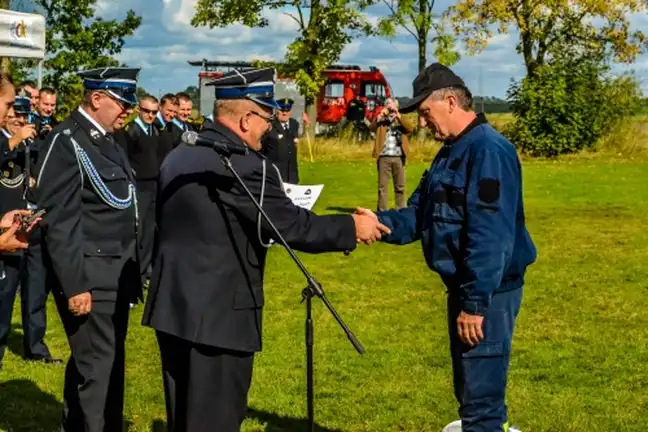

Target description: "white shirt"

left=77, top=107, right=107, bottom=136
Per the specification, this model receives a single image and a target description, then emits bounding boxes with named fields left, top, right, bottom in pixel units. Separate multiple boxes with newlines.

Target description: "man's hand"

left=68, top=292, right=92, bottom=316
left=352, top=208, right=391, bottom=244
left=457, top=311, right=484, bottom=347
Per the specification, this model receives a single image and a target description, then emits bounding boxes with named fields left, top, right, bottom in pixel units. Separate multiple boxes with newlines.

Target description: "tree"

left=34, top=0, right=141, bottom=119
left=376, top=0, right=459, bottom=72
left=192, top=0, right=376, bottom=134
left=446, top=0, right=648, bottom=78
left=136, top=87, right=148, bottom=100
left=183, top=85, right=200, bottom=107
left=504, top=47, right=643, bottom=156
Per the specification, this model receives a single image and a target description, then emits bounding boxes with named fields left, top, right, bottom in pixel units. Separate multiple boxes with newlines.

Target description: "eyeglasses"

left=250, top=110, right=274, bottom=123
left=100, top=91, right=133, bottom=111
left=139, top=107, right=159, bottom=115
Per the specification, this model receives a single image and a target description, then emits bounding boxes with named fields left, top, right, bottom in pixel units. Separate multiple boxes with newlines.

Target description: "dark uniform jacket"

left=261, top=117, right=300, bottom=184
left=0, top=132, right=27, bottom=216
left=142, top=120, right=356, bottom=353
left=114, top=118, right=161, bottom=191
left=36, top=109, right=141, bottom=301
left=0, top=132, right=31, bottom=255
left=0, top=131, right=42, bottom=242
left=378, top=114, right=537, bottom=316
left=158, top=119, right=193, bottom=167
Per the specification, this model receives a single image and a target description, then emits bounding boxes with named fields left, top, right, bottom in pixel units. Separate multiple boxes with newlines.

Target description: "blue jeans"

left=447, top=288, right=523, bottom=432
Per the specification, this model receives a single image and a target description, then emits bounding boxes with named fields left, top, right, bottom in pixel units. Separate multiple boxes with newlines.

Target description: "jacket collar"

left=444, top=112, right=489, bottom=146
left=71, top=109, right=130, bottom=175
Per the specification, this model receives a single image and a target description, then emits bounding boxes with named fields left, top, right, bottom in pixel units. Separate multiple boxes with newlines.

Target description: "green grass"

left=2, top=157, right=648, bottom=431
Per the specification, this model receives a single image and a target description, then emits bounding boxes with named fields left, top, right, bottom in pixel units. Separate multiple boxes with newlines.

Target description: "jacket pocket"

left=97, top=166, right=128, bottom=181
left=432, top=180, right=465, bottom=224
left=83, top=241, right=123, bottom=257
left=232, top=284, right=265, bottom=310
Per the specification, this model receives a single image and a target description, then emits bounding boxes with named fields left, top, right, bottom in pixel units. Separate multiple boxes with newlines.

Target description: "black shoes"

left=24, top=354, right=64, bottom=364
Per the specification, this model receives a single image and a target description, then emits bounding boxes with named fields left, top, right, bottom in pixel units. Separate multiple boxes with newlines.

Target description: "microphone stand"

left=218, top=153, right=365, bottom=432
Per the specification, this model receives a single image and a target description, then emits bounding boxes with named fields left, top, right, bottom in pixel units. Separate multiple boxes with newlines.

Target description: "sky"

left=93, top=0, right=648, bottom=99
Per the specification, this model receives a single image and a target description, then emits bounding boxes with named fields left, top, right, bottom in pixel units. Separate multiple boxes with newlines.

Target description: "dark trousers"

left=21, top=241, right=52, bottom=358
left=447, top=288, right=523, bottom=432
left=377, top=156, right=405, bottom=212
left=156, top=331, right=254, bottom=432
left=136, top=186, right=156, bottom=280
left=54, top=289, right=130, bottom=432
left=0, top=255, right=23, bottom=362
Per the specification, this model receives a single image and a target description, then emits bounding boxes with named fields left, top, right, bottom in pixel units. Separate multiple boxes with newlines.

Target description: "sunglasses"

left=139, top=107, right=159, bottom=115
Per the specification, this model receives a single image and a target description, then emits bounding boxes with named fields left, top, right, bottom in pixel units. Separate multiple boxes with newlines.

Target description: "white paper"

left=283, top=183, right=323, bottom=211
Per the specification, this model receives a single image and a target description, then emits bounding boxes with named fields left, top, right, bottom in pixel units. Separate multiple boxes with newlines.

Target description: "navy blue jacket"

left=377, top=114, right=536, bottom=315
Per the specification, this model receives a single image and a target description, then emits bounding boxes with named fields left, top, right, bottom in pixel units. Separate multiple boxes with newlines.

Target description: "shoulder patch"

left=478, top=178, right=500, bottom=203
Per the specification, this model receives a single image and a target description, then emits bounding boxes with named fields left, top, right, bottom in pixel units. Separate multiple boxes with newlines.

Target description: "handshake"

left=351, top=208, right=391, bottom=245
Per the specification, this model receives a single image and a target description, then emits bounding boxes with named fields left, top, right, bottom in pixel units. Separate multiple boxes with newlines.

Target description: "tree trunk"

left=0, top=0, right=10, bottom=75
left=418, top=37, right=426, bottom=72
left=304, top=100, right=317, bottom=138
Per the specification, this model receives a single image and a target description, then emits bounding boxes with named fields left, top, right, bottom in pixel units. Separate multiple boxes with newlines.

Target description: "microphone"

left=182, top=131, right=248, bottom=156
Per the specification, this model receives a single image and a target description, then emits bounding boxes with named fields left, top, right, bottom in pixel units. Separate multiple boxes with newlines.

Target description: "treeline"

left=3, top=0, right=648, bottom=157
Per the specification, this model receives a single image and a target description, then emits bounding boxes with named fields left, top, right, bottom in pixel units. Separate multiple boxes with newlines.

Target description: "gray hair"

left=428, top=86, right=473, bottom=111
left=385, top=97, right=399, bottom=108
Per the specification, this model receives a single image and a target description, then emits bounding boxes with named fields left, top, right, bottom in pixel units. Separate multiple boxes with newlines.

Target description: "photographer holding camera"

left=29, top=87, right=58, bottom=140
left=369, top=98, right=414, bottom=212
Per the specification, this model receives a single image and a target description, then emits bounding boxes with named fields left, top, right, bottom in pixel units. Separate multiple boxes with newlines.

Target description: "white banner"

left=283, top=183, right=323, bottom=211
left=0, top=9, right=46, bottom=59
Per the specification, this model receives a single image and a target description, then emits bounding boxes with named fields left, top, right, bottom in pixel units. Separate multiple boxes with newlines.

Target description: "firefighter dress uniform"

left=36, top=67, right=142, bottom=432
left=142, top=67, right=358, bottom=431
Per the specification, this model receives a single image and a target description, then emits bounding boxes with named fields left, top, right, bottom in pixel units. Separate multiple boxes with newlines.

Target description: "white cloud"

left=98, top=0, right=648, bottom=98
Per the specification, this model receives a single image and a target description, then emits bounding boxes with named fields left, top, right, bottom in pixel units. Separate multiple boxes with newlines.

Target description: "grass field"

left=2, top=152, right=648, bottom=431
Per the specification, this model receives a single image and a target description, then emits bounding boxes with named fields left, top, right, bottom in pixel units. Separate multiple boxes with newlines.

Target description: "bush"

left=504, top=54, right=644, bottom=157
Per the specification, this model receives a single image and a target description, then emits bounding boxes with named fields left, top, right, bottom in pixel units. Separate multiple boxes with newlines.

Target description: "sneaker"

left=441, top=420, right=521, bottom=432
left=442, top=421, right=462, bottom=432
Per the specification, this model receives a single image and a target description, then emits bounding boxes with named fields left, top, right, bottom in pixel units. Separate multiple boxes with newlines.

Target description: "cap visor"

left=398, top=93, right=428, bottom=114
left=249, top=96, right=280, bottom=110
left=107, top=89, right=137, bottom=106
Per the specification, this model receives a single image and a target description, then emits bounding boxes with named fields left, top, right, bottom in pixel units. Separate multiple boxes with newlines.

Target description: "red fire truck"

left=188, top=59, right=394, bottom=134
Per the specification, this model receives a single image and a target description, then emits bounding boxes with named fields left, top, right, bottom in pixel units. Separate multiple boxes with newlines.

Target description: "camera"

left=39, top=123, right=51, bottom=138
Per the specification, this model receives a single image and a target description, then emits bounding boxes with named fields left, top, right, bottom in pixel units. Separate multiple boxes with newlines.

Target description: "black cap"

left=206, top=67, right=280, bottom=110
left=77, top=67, right=140, bottom=106
left=399, top=63, right=468, bottom=113
left=277, top=98, right=294, bottom=111
left=13, top=96, right=31, bottom=115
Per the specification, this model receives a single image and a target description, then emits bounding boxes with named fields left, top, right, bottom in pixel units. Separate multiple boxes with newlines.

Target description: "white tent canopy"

left=0, top=8, right=46, bottom=86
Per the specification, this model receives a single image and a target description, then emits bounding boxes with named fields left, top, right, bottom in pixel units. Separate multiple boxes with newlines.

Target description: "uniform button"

left=111, top=173, right=115, bottom=178
left=97, top=249, right=101, bottom=253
